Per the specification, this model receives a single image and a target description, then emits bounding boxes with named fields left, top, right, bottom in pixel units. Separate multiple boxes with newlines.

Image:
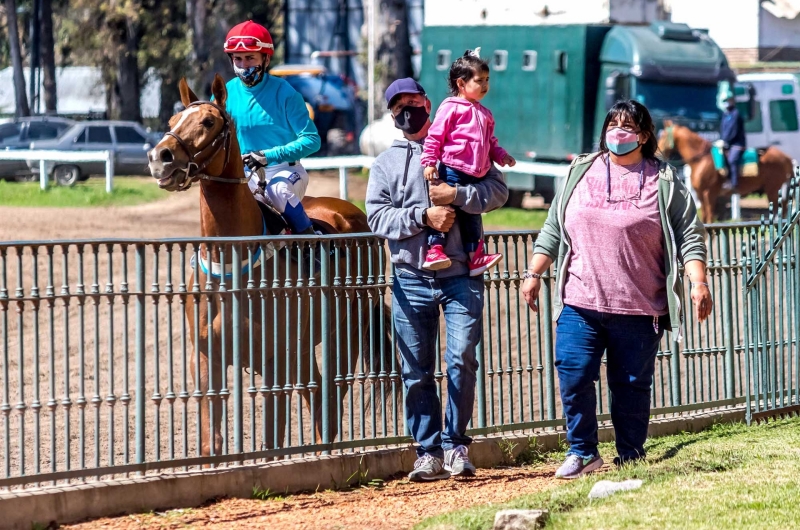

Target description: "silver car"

left=28, top=120, right=162, bottom=185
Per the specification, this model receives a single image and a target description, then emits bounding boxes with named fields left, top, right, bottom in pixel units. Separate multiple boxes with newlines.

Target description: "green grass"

left=348, top=200, right=547, bottom=230
left=0, top=177, right=165, bottom=207
left=483, top=207, right=547, bottom=230
left=416, top=417, right=800, bottom=530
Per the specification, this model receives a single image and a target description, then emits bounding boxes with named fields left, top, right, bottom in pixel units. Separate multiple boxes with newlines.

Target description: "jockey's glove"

left=242, top=151, right=268, bottom=171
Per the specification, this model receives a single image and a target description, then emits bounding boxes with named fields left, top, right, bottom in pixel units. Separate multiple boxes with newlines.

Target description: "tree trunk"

left=116, top=18, right=142, bottom=121
left=5, top=0, right=31, bottom=116
left=40, top=0, right=57, bottom=114
left=186, top=0, right=211, bottom=97
left=387, top=0, right=413, bottom=80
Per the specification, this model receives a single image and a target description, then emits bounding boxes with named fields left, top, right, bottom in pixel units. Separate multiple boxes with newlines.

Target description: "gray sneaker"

left=555, top=454, right=604, bottom=480
left=408, top=453, right=451, bottom=482
left=444, top=445, right=477, bottom=477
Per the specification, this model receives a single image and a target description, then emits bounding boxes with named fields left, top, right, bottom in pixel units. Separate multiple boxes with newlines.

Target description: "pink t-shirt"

left=563, top=155, right=667, bottom=316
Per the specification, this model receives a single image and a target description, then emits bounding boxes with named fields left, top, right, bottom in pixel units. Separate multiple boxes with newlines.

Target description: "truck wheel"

left=54, top=165, right=81, bottom=187
left=505, top=189, right=526, bottom=208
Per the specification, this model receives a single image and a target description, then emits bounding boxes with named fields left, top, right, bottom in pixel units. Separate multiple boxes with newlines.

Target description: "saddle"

left=710, top=144, right=764, bottom=178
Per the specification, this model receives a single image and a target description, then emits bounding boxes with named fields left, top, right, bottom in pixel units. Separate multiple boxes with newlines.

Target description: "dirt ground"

left=62, top=465, right=574, bottom=530
left=0, top=170, right=368, bottom=241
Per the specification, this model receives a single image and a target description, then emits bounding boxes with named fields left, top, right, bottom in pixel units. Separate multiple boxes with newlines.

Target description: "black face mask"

left=393, top=105, right=430, bottom=134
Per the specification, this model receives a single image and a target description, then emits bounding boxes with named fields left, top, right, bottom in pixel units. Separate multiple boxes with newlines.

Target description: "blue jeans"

left=727, top=145, right=744, bottom=187
left=428, top=165, right=483, bottom=253
left=392, top=269, right=484, bottom=458
left=555, top=305, right=664, bottom=461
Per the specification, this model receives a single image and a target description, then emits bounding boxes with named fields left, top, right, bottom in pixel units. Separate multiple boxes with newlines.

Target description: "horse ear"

left=179, top=78, right=198, bottom=107
left=211, top=74, right=227, bottom=108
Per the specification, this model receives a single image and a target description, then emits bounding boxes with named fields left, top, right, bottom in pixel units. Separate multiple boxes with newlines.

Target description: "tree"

left=5, top=0, right=30, bottom=116
left=40, top=0, right=57, bottom=113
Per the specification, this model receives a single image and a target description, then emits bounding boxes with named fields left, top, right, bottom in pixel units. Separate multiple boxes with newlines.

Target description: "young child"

left=420, top=48, right=516, bottom=276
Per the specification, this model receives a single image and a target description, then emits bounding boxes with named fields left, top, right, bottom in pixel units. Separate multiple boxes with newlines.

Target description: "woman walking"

left=521, top=100, right=713, bottom=479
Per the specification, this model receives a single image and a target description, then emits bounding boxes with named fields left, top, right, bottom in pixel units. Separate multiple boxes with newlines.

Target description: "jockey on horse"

left=223, top=20, right=322, bottom=236
left=720, top=91, right=747, bottom=193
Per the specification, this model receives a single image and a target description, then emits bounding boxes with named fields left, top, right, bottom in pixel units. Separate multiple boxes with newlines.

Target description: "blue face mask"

left=233, top=63, right=266, bottom=87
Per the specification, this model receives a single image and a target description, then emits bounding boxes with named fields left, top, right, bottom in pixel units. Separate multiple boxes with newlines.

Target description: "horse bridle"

left=164, top=100, right=248, bottom=191
left=663, top=124, right=710, bottom=165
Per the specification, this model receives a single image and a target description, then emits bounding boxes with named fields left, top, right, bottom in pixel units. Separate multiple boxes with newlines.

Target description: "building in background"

left=670, top=0, right=800, bottom=69
left=0, top=67, right=161, bottom=120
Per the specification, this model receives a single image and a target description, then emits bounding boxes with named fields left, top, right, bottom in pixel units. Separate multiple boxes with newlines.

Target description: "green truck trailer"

left=419, top=21, right=734, bottom=205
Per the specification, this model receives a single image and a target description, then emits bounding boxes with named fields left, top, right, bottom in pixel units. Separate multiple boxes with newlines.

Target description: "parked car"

left=0, top=116, right=75, bottom=180
left=270, top=64, right=361, bottom=156
left=28, top=120, right=159, bottom=185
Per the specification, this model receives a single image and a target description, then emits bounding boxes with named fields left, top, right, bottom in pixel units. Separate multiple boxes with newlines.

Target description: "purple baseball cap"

left=385, top=78, right=426, bottom=108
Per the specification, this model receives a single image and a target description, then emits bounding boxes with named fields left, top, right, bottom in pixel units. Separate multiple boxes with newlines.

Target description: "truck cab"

left=419, top=22, right=732, bottom=205
left=734, top=73, right=800, bottom=163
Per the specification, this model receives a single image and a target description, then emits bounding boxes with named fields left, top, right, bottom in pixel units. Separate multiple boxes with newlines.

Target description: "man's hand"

left=429, top=179, right=457, bottom=206
left=424, top=166, right=439, bottom=181
left=501, top=154, right=516, bottom=167
left=424, top=206, right=456, bottom=232
left=242, top=151, right=268, bottom=171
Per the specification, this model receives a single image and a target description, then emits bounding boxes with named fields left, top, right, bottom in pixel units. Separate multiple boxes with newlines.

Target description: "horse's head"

left=657, top=119, right=676, bottom=157
left=148, top=74, right=240, bottom=192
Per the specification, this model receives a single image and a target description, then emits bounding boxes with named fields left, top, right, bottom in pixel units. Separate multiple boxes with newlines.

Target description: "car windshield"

left=0, top=123, right=22, bottom=145
left=635, top=81, right=720, bottom=121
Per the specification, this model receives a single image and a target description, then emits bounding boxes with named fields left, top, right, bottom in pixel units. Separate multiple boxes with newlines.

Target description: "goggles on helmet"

left=225, top=36, right=274, bottom=52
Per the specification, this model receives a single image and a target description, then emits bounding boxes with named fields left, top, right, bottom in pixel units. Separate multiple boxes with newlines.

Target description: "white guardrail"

left=0, top=150, right=570, bottom=201
left=301, top=155, right=570, bottom=200
left=0, top=149, right=115, bottom=192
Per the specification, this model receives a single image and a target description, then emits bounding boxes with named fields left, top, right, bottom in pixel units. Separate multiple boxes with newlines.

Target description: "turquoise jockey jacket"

left=224, top=75, right=321, bottom=164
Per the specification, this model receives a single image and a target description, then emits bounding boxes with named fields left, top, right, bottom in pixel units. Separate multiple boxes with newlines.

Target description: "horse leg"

left=196, top=350, right=224, bottom=459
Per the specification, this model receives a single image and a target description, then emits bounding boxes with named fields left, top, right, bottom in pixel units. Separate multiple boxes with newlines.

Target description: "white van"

left=736, top=73, right=800, bottom=163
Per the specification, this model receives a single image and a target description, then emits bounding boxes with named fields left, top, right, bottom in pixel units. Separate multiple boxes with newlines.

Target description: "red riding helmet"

left=224, top=20, right=274, bottom=56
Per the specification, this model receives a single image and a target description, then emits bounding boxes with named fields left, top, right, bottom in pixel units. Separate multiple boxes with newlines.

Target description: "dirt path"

left=0, top=171, right=368, bottom=242
left=62, top=464, right=574, bottom=530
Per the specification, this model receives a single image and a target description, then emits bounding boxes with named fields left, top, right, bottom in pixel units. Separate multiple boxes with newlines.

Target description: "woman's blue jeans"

left=555, top=305, right=664, bottom=461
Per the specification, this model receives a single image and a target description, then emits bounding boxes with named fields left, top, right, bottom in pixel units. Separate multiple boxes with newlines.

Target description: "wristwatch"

left=421, top=208, right=429, bottom=227
left=523, top=270, right=542, bottom=280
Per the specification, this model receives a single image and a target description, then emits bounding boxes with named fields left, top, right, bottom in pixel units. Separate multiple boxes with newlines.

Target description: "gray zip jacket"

left=366, top=139, right=509, bottom=277
left=534, top=152, right=707, bottom=335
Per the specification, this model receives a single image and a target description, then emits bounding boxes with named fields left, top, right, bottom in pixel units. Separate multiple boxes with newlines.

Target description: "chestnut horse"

left=657, top=120, right=792, bottom=224
left=148, top=74, right=391, bottom=457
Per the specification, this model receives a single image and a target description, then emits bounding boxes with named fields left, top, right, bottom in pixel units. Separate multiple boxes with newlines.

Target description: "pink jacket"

left=421, top=97, right=508, bottom=178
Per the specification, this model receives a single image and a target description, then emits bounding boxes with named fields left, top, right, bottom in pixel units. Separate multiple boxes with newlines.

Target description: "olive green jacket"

left=533, top=152, right=707, bottom=335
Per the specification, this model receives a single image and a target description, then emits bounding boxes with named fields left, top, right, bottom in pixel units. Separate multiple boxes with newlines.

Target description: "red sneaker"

left=469, top=241, right=502, bottom=277
left=422, top=244, right=452, bottom=271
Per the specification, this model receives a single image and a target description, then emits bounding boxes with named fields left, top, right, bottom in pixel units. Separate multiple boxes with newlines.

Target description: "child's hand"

left=424, top=166, right=439, bottom=181
left=501, top=154, right=516, bottom=167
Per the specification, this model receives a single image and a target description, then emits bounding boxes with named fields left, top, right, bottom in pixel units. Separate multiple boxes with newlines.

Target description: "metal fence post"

left=320, top=239, right=331, bottom=446
left=542, top=271, right=556, bottom=421
left=134, top=244, right=146, bottom=464
left=231, top=244, right=243, bottom=455
left=39, top=159, right=47, bottom=190
left=105, top=151, right=115, bottom=194
left=339, top=166, right=348, bottom=200
left=720, top=230, right=736, bottom=400
left=475, top=335, right=487, bottom=429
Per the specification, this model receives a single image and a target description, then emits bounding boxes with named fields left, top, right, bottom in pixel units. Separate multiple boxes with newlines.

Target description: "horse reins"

left=164, top=100, right=248, bottom=190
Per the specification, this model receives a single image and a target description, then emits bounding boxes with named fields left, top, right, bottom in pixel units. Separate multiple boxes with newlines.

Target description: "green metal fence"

left=0, top=178, right=798, bottom=490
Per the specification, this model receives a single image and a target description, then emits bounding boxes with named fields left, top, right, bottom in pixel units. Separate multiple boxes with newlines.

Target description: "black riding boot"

left=292, top=226, right=323, bottom=276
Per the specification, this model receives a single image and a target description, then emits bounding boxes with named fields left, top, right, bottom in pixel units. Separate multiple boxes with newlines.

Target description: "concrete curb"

left=1, top=407, right=746, bottom=529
